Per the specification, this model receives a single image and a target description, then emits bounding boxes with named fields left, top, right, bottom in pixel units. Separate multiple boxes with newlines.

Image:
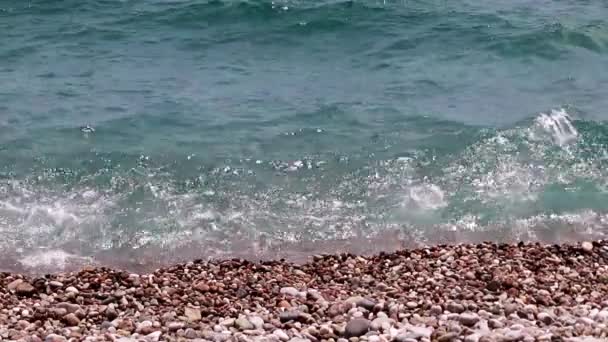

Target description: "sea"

left=2, top=0, right=608, bottom=272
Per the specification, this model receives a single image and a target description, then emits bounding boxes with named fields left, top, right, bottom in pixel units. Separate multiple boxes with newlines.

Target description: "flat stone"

left=344, top=319, right=371, bottom=338
left=437, top=332, right=459, bottom=342
left=406, top=326, right=432, bottom=339
left=221, top=318, right=235, bottom=327
left=7, top=279, right=23, bottom=291
left=15, top=282, right=36, bottom=296
left=185, top=307, right=202, bottom=322
left=56, top=302, right=81, bottom=314
left=273, top=329, right=289, bottom=341
left=236, top=317, right=255, bottom=330
left=279, top=310, right=310, bottom=323
left=446, top=303, right=465, bottom=314
left=488, top=319, right=504, bottom=329
left=249, top=316, right=264, bottom=330
left=458, top=312, right=480, bottom=327
left=45, top=334, right=67, bottom=342
left=356, top=298, right=376, bottom=311
left=145, top=331, right=162, bottom=342
left=49, top=281, right=63, bottom=288
left=393, top=336, right=417, bottom=342
left=280, top=287, right=300, bottom=297
left=65, top=286, right=79, bottom=294
left=370, top=317, right=393, bottom=332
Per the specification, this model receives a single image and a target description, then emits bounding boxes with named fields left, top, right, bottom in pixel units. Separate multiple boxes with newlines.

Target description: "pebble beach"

left=3, top=241, right=608, bottom=342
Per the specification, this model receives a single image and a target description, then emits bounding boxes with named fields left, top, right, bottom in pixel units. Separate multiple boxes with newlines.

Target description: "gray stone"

left=344, top=319, right=371, bottom=338
left=273, top=330, right=289, bottom=341
left=56, top=302, right=81, bottom=314
left=201, top=331, right=232, bottom=342
left=280, top=287, right=300, bottom=297
left=430, top=305, right=443, bottom=315
left=145, top=331, right=162, bottom=342
left=65, top=286, right=79, bottom=294
left=45, top=334, right=67, bottom=342
left=49, top=281, right=63, bottom=288
left=393, top=336, right=417, bottom=342
left=249, top=316, right=264, bottom=330
left=287, top=338, right=310, bottom=342
left=446, top=303, right=465, bottom=314
left=184, top=329, right=199, bottom=339
left=405, top=302, right=418, bottom=309
left=582, top=241, right=594, bottom=253
left=168, top=322, right=185, bottom=331
left=489, top=319, right=504, bottom=329
left=185, top=307, right=202, bottom=322
left=405, top=326, right=432, bottom=339
left=221, top=318, right=235, bottom=327
left=279, top=310, right=310, bottom=323
left=236, top=317, right=255, bottom=330
left=464, top=333, right=481, bottom=342
left=356, top=298, right=377, bottom=311
left=458, top=312, right=480, bottom=327
left=328, top=303, right=345, bottom=317
left=370, top=317, right=393, bottom=332
left=307, top=289, right=325, bottom=302
left=136, top=320, right=153, bottom=333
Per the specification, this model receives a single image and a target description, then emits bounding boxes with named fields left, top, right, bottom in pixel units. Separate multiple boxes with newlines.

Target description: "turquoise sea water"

left=2, top=0, right=608, bottom=271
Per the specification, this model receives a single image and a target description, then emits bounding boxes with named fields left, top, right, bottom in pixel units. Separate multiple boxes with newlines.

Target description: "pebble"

left=0, top=241, right=607, bottom=342
left=344, top=319, right=371, bottom=338
left=249, top=316, right=264, bottom=330
left=447, top=303, right=465, bottom=314
left=45, top=334, right=67, bottom=342
left=63, top=313, right=80, bottom=327
left=273, top=329, right=290, bottom=341
left=168, top=322, right=186, bottom=331
left=185, top=307, right=202, bottom=322
left=65, top=286, right=79, bottom=294
left=280, top=287, right=300, bottom=297
left=458, top=312, right=480, bottom=327
left=537, top=312, right=554, bottom=325
left=236, top=317, right=255, bottom=330
left=145, top=331, right=162, bottom=342
left=582, top=241, right=594, bottom=253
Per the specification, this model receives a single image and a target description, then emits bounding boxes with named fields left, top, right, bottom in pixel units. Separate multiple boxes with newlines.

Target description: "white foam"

left=404, top=183, right=447, bottom=211
left=19, top=249, right=90, bottom=270
left=534, top=108, right=578, bottom=146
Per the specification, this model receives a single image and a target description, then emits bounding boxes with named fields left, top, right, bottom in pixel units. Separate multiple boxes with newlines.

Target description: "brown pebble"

left=63, top=313, right=80, bottom=327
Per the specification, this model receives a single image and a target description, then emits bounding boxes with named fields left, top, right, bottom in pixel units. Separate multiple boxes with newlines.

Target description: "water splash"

left=533, top=108, right=579, bottom=146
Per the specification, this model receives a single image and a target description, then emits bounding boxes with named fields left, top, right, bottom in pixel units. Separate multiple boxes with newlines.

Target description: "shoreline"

left=2, top=241, right=608, bottom=341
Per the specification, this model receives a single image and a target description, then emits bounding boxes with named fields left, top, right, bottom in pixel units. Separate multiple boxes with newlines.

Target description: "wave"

left=3, top=108, right=608, bottom=272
